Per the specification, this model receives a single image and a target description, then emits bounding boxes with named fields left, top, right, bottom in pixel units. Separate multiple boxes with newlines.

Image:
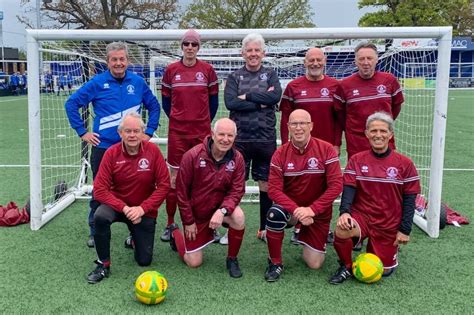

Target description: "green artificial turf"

left=0, top=90, right=473, bottom=313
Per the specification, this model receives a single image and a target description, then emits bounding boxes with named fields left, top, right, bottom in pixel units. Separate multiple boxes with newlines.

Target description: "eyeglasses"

left=182, top=42, right=199, bottom=48
left=288, top=121, right=312, bottom=128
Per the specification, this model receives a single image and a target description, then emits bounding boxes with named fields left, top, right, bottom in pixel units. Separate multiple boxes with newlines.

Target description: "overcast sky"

left=0, top=0, right=375, bottom=49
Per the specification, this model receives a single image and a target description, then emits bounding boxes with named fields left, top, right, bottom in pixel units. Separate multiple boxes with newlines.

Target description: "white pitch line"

left=0, top=97, right=28, bottom=103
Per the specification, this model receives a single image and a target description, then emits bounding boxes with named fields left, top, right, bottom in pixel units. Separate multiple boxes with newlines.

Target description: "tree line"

left=18, top=0, right=472, bottom=36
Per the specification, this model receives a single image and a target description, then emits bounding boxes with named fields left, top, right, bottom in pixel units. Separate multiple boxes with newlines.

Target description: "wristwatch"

left=220, top=208, right=228, bottom=216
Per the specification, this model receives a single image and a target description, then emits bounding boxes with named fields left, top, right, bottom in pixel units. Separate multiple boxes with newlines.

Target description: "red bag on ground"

left=443, top=203, right=470, bottom=225
left=0, top=202, right=30, bottom=226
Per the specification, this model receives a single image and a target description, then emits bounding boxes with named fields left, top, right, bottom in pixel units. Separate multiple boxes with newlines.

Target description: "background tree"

left=180, top=0, right=315, bottom=29
left=18, top=0, right=180, bottom=29
left=358, top=0, right=473, bottom=36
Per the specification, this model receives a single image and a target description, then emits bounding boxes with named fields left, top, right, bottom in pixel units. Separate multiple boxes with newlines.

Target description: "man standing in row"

left=280, top=48, right=343, bottom=153
left=87, top=112, right=169, bottom=284
left=160, top=29, right=219, bottom=242
left=65, top=42, right=161, bottom=248
left=265, top=109, right=343, bottom=282
left=329, top=112, right=420, bottom=284
left=169, top=118, right=246, bottom=278
left=224, top=33, right=282, bottom=242
left=339, top=42, right=404, bottom=159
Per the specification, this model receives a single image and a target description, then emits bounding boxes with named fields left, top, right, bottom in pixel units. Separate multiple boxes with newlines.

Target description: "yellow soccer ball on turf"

left=352, top=253, right=383, bottom=284
left=135, top=271, right=168, bottom=304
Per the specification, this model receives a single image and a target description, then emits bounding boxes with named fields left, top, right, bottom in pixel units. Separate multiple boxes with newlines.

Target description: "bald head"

left=288, top=109, right=313, bottom=148
left=290, top=109, right=311, bottom=122
left=304, top=48, right=326, bottom=81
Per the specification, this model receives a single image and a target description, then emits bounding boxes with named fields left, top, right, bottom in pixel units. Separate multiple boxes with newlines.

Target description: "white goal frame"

left=27, top=27, right=452, bottom=237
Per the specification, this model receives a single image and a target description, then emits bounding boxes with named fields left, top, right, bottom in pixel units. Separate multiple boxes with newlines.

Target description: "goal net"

left=26, top=28, right=452, bottom=237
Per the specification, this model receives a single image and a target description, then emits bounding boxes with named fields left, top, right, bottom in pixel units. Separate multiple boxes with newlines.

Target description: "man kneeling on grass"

left=169, top=118, right=246, bottom=278
left=86, top=112, right=169, bottom=284
left=329, top=111, right=420, bottom=284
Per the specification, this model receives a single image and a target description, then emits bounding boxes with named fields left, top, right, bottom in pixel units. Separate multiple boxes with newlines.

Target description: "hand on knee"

left=334, top=226, right=353, bottom=239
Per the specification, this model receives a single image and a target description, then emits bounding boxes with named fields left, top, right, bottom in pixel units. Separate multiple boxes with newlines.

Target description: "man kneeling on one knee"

left=264, top=109, right=343, bottom=282
left=86, top=112, right=170, bottom=284
left=329, top=111, right=421, bottom=284
left=170, top=118, right=246, bottom=278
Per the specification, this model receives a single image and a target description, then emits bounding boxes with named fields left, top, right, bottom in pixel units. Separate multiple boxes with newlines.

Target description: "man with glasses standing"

left=160, top=29, right=220, bottom=243
left=264, top=109, right=342, bottom=282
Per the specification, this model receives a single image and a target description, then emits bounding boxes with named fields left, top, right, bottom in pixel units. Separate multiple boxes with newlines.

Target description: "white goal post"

left=27, top=27, right=452, bottom=238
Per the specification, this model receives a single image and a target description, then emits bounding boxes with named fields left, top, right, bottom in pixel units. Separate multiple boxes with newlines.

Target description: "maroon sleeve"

left=140, top=146, right=170, bottom=213
left=309, top=146, right=343, bottom=216
left=279, top=85, right=294, bottom=144
left=176, top=150, right=196, bottom=225
left=220, top=151, right=246, bottom=214
left=403, top=159, right=421, bottom=195
left=268, top=148, right=299, bottom=214
left=208, top=66, right=219, bottom=96
left=343, top=156, right=358, bottom=187
left=93, top=148, right=127, bottom=212
left=391, top=76, right=404, bottom=119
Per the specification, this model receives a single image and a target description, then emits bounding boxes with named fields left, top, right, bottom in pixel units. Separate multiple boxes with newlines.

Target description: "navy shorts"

left=235, top=141, right=276, bottom=181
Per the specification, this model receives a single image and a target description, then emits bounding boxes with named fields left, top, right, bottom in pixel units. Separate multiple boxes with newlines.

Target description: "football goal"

left=26, top=27, right=452, bottom=238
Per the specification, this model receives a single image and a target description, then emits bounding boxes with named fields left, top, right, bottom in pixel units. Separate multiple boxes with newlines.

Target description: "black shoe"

left=353, top=239, right=364, bottom=251
left=264, top=259, right=284, bottom=282
left=329, top=264, right=352, bottom=285
left=87, top=236, right=95, bottom=248
left=226, top=257, right=243, bottom=278
left=160, top=225, right=171, bottom=242
left=327, top=230, right=334, bottom=245
left=87, top=261, right=110, bottom=284
left=124, top=234, right=133, bottom=249
left=168, top=223, right=179, bottom=252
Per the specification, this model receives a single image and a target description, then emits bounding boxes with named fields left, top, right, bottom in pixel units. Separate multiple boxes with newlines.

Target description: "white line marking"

left=0, top=97, right=28, bottom=103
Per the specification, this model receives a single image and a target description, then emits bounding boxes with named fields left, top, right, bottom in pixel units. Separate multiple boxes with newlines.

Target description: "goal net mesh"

left=36, top=36, right=439, bottom=222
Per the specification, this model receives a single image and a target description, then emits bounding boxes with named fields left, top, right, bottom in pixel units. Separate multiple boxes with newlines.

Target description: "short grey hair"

left=118, top=112, right=145, bottom=131
left=106, top=42, right=129, bottom=60
left=366, top=111, right=394, bottom=132
left=354, top=41, right=378, bottom=55
left=213, top=118, right=237, bottom=135
left=242, top=33, right=265, bottom=52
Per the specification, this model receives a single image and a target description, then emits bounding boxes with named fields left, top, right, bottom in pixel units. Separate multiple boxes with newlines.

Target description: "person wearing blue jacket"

left=9, top=73, right=19, bottom=96
left=65, top=41, right=161, bottom=248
